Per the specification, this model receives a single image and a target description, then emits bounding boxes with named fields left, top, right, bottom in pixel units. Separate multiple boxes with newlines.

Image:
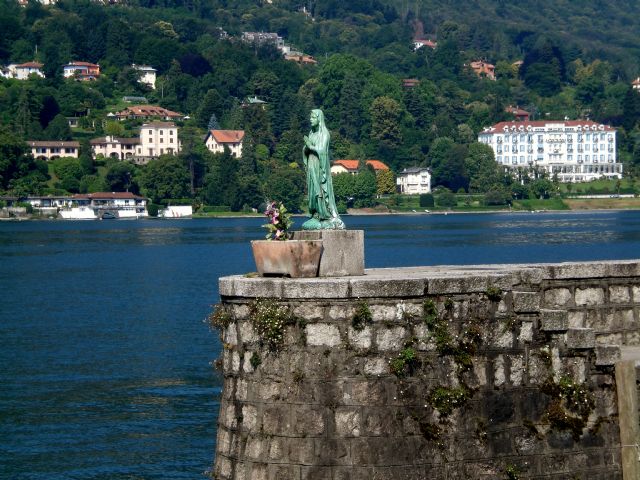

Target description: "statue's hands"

left=303, top=135, right=312, bottom=148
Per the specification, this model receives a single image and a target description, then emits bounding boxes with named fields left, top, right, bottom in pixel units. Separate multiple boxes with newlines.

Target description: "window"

left=538, top=135, right=543, bottom=143
left=170, top=138, right=174, bottom=143
left=160, top=130, right=164, bottom=135
left=586, top=133, right=591, bottom=141
left=148, top=130, right=153, bottom=134
left=160, top=138, right=164, bottom=143
left=585, top=155, right=590, bottom=161
left=519, top=145, right=525, bottom=152
left=520, top=134, right=525, bottom=141
left=585, top=144, right=590, bottom=151
left=169, top=130, right=174, bottom=135
left=566, top=134, right=573, bottom=142
left=497, top=156, right=502, bottom=163
left=567, top=154, right=573, bottom=161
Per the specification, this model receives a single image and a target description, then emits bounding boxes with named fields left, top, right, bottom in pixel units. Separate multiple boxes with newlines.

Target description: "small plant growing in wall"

left=428, top=386, right=471, bottom=417
left=390, top=347, right=420, bottom=377
left=541, top=375, right=595, bottom=440
left=351, top=300, right=372, bottom=331
left=249, top=352, right=261, bottom=370
left=504, top=464, right=520, bottom=480
left=208, top=303, right=234, bottom=331
left=249, top=298, right=296, bottom=352
left=485, top=286, right=503, bottom=302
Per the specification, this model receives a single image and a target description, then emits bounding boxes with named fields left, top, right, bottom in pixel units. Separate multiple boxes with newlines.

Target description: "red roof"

left=483, top=120, right=615, bottom=133
left=209, top=130, right=244, bottom=143
left=73, top=192, right=145, bottom=200
left=66, top=61, right=99, bottom=68
left=117, top=105, right=183, bottom=118
left=17, top=62, right=43, bottom=68
left=333, top=159, right=389, bottom=171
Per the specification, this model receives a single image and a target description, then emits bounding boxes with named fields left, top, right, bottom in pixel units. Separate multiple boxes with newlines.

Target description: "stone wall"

left=212, top=261, right=640, bottom=480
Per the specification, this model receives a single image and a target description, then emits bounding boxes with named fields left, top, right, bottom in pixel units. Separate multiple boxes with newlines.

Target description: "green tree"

left=44, top=114, right=72, bottom=141
left=262, top=165, right=304, bottom=213
left=370, top=96, right=403, bottom=147
left=105, top=162, right=137, bottom=193
left=52, top=157, right=83, bottom=193
left=139, top=156, right=190, bottom=202
left=376, top=169, right=396, bottom=195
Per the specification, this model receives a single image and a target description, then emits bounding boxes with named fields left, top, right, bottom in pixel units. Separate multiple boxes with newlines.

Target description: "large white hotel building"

left=478, top=120, right=621, bottom=182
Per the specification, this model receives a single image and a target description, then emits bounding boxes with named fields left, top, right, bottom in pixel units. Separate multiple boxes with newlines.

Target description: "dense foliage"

left=2, top=0, right=640, bottom=209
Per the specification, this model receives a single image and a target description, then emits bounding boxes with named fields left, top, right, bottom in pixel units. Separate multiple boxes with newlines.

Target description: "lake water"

left=1, top=211, right=640, bottom=479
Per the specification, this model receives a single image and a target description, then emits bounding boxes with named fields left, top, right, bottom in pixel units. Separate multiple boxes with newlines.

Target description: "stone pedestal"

left=292, top=229, right=364, bottom=277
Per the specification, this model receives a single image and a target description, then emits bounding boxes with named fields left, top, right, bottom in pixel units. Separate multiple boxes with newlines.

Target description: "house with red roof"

left=5, top=62, right=45, bottom=80
left=469, top=60, right=496, bottom=80
left=115, top=105, right=184, bottom=121
left=205, top=130, right=245, bottom=158
left=28, top=141, right=80, bottom=160
left=505, top=105, right=530, bottom=122
left=330, top=159, right=389, bottom=175
left=63, top=61, right=100, bottom=81
left=414, top=38, right=437, bottom=50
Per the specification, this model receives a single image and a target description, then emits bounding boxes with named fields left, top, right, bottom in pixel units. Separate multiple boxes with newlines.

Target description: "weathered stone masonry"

left=212, top=260, right=640, bottom=480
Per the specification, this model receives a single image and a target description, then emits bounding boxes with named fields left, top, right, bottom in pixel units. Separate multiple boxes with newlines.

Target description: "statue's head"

left=310, top=109, right=325, bottom=128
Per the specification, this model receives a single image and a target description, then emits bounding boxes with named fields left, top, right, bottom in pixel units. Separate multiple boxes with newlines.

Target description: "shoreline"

left=3, top=206, right=640, bottom=221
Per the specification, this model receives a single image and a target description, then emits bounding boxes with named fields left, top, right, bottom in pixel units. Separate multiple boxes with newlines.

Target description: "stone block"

left=540, top=309, right=568, bottom=331
left=327, top=304, right=355, bottom=321
left=370, top=304, right=397, bottom=322
left=268, top=465, right=299, bottom=480
left=293, top=230, right=364, bottom=277
left=242, top=404, right=258, bottom=432
left=300, top=466, right=332, bottom=480
left=595, top=345, right=621, bottom=366
left=293, top=303, right=325, bottom=320
left=575, top=287, right=605, bottom=306
left=306, top=323, right=342, bottom=347
left=375, top=326, right=407, bottom=351
left=509, top=355, right=524, bottom=386
left=245, top=435, right=265, bottom=460
left=494, top=355, right=505, bottom=387
left=544, top=288, right=572, bottom=307
left=250, top=463, right=268, bottom=480
left=513, top=291, right=541, bottom=313
left=350, top=278, right=425, bottom=298
left=348, top=326, right=372, bottom=350
left=518, top=321, right=533, bottom=343
left=633, top=285, right=640, bottom=303
left=364, top=358, right=388, bottom=376
left=547, top=262, right=607, bottom=280
left=335, top=407, right=361, bottom=437
left=610, top=285, right=631, bottom=304
left=282, top=278, right=351, bottom=299
left=292, top=406, right=325, bottom=436
left=568, top=311, right=585, bottom=329
left=566, top=328, right=596, bottom=349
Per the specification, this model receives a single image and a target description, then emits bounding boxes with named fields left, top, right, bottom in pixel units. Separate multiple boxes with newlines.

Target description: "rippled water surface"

left=1, top=211, right=639, bottom=479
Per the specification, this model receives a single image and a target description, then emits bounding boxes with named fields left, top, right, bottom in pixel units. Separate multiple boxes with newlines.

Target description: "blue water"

left=1, top=211, right=639, bottom=479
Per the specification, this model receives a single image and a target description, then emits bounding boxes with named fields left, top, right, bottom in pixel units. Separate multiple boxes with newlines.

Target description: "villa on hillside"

left=63, top=61, right=100, bottom=81
left=90, top=122, right=180, bottom=164
left=478, top=120, right=621, bottom=182
left=469, top=60, right=496, bottom=80
left=2, top=62, right=45, bottom=80
left=205, top=130, right=244, bottom=158
left=396, top=167, right=431, bottom=194
left=632, top=77, right=640, bottom=90
left=413, top=38, right=437, bottom=50
left=505, top=105, right=531, bottom=122
left=115, top=105, right=184, bottom=121
left=330, top=159, right=389, bottom=175
left=28, top=141, right=80, bottom=160
left=132, top=64, right=156, bottom=89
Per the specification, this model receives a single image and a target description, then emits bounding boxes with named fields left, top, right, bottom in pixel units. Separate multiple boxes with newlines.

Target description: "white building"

left=132, top=64, right=156, bottom=89
left=90, top=136, right=139, bottom=160
left=28, top=141, right=80, bottom=160
left=204, top=130, right=244, bottom=158
left=90, top=122, right=180, bottom=164
left=5, top=62, right=45, bottom=80
left=396, top=167, right=431, bottom=194
left=135, top=122, right=180, bottom=162
left=478, top=120, right=621, bottom=183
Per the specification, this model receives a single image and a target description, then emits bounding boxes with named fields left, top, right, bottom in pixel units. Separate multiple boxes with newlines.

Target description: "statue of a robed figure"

left=301, top=109, right=345, bottom=230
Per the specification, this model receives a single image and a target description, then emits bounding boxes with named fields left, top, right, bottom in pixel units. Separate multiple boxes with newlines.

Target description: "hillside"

left=1, top=0, right=640, bottom=211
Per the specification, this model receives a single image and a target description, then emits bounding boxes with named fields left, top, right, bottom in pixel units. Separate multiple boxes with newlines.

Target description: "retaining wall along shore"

left=212, top=260, right=640, bottom=479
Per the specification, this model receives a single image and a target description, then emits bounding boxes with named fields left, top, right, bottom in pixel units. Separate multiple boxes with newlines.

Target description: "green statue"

left=301, top=109, right=345, bottom=230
